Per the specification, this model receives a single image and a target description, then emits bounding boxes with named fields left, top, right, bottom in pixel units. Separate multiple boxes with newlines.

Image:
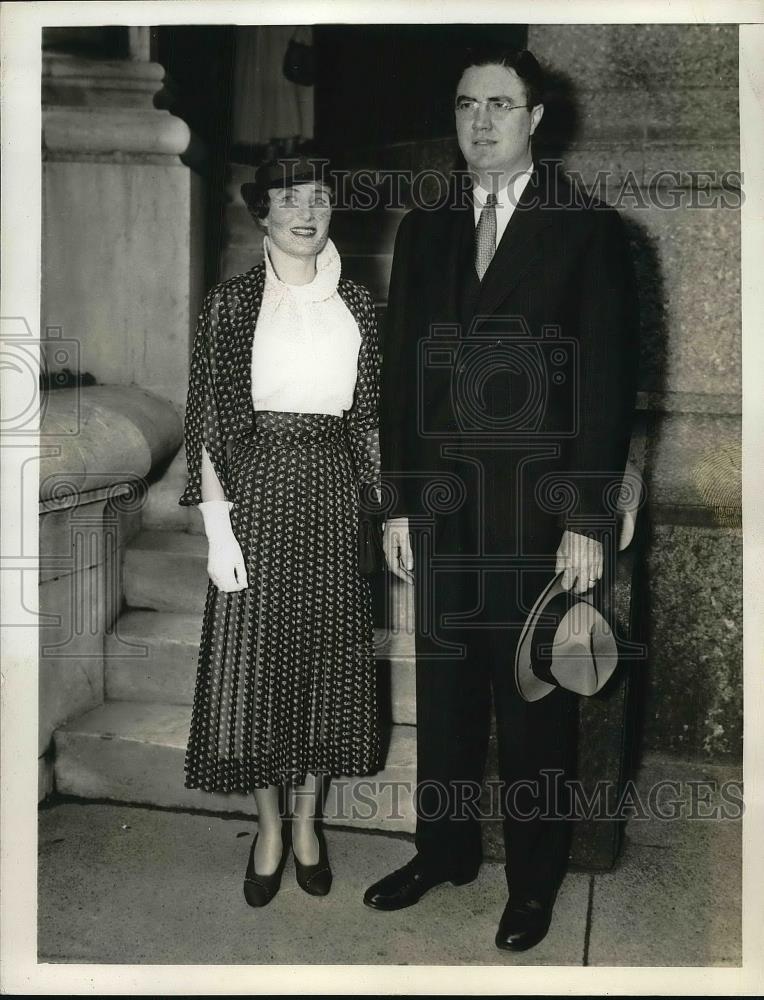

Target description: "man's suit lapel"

left=476, top=167, right=554, bottom=317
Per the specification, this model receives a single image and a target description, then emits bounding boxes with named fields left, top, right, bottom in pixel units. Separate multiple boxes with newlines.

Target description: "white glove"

left=198, top=500, right=248, bottom=592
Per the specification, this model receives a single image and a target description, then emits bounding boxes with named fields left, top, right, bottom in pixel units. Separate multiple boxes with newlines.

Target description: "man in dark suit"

left=363, top=45, right=640, bottom=952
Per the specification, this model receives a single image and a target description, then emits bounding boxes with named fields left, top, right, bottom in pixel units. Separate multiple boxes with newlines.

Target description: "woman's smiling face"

left=262, top=182, right=332, bottom=259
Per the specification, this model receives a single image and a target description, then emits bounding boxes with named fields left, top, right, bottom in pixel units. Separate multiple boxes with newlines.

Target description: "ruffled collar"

left=262, top=235, right=342, bottom=304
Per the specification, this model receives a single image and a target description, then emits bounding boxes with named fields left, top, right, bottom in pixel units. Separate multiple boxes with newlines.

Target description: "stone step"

left=53, top=701, right=416, bottom=832
left=141, top=447, right=197, bottom=534
left=104, top=610, right=203, bottom=706
left=123, top=529, right=209, bottom=614
left=123, top=529, right=415, bottom=634
left=105, top=609, right=415, bottom=724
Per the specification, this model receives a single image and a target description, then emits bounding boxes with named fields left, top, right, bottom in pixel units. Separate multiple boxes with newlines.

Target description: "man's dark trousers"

left=410, top=516, right=579, bottom=902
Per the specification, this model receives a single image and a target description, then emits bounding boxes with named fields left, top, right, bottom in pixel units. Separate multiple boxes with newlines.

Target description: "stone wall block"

left=42, top=162, right=204, bottom=406
left=527, top=24, right=738, bottom=89
left=547, top=87, right=739, bottom=149
left=645, top=411, right=741, bottom=514
left=558, top=145, right=739, bottom=191
left=622, top=203, right=741, bottom=397
left=643, top=523, right=742, bottom=758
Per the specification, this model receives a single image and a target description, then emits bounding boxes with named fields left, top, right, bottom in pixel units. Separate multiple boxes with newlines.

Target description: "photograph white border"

left=2, top=1, right=762, bottom=994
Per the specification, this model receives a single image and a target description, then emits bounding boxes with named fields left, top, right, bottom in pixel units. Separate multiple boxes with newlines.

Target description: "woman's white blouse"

left=251, top=236, right=362, bottom=416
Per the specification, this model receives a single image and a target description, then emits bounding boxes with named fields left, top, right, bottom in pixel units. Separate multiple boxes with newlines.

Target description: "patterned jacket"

left=179, top=263, right=381, bottom=507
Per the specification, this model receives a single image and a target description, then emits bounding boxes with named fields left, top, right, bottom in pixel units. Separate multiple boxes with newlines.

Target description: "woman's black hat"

left=241, top=156, right=333, bottom=212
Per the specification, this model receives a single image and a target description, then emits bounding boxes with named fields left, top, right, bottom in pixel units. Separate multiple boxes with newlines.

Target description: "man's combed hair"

left=458, top=46, right=546, bottom=108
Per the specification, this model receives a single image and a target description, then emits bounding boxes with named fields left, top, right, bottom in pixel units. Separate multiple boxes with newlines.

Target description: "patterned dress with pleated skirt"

left=179, top=244, right=381, bottom=792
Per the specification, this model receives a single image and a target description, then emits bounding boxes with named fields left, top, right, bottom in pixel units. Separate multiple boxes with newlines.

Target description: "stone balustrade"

left=38, top=385, right=183, bottom=799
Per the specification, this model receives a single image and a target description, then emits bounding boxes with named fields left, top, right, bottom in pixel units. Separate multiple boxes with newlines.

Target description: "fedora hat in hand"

left=515, top=573, right=619, bottom=702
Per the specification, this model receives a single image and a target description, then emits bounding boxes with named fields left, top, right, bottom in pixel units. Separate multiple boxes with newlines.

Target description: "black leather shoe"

left=294, top=826, right=332, bottom=897
left=243, top=826, right=290, bottom=908
left=495, top=886, right=559, bottom=952
left=363, top=856, right=479, bottom=911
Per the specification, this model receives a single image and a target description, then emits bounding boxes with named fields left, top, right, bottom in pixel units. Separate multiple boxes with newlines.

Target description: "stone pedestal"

left=41, top=53, right=206, bottom=410
left=37, top=386, right=182, bottom=800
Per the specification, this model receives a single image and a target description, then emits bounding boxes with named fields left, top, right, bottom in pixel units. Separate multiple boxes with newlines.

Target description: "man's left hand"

left=555, top=529, right=603, bottom=594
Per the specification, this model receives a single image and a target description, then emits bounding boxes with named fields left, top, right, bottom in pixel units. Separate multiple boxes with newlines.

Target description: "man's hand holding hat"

left=555, top=529, right=603, bottom=595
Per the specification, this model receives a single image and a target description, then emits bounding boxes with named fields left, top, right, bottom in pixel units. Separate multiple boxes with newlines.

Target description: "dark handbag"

left=283, top=29, right=315, bottom=87
left=358, top=483, right=384, bottom=576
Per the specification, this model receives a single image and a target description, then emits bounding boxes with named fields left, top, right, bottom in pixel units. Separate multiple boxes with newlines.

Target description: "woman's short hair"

left=458, top=46, right=545, bottom=109
left=241, top=156, right=333, bottom=223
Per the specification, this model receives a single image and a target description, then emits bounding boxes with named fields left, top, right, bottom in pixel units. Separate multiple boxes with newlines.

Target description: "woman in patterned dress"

left=179, top=157, right=381, bottom=906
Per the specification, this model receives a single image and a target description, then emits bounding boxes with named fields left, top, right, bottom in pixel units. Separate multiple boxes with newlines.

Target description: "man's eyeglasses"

left=455, top=98, right=531, bottom=118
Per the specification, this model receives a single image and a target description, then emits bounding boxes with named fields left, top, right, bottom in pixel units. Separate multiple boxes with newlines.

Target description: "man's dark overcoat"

left=380, top=161, right=640, bottom=893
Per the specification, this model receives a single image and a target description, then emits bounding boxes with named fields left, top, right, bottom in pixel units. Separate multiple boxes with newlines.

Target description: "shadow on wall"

left=534, top=67, right=669, bottom=774
left=533, top=67, right=581, bottom=165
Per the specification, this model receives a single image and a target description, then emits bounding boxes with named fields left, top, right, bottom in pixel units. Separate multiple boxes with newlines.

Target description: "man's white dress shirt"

left=472, top=165, right=534, bottom=246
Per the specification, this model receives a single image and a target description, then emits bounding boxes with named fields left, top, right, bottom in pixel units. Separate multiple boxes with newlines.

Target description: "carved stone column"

left=42, top=46, right=206, bottom=409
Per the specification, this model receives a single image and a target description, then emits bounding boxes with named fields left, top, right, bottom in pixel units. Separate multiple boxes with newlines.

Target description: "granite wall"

left=526, top=23, right=742, bottom=761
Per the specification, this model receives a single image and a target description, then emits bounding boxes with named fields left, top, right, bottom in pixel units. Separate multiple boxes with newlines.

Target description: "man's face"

left=455, top=63, right=542, bottom=179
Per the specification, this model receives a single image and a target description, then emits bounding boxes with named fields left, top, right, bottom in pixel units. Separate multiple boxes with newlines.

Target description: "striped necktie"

left=474, top=192, right=497, bottom=281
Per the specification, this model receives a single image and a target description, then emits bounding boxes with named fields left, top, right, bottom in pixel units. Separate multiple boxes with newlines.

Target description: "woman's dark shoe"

left=294, top=826, right=332, bottom=896
left=243, top=827, right=290, bottom=908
